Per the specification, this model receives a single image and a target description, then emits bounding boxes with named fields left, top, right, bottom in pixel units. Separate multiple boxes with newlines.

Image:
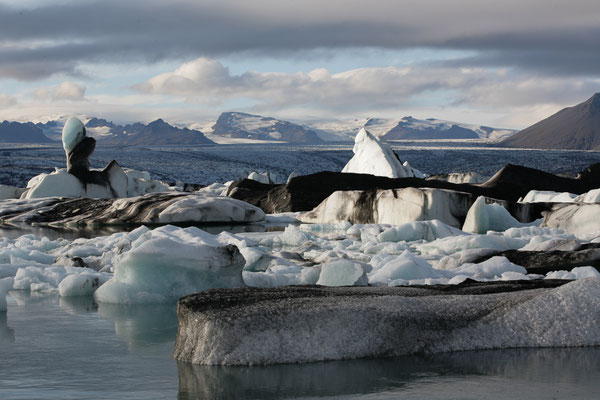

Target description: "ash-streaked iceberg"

left=173, top=279, right=600, bottom=365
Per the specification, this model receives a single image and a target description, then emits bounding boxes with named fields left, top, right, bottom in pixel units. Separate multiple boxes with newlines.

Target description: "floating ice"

left=23, top=170, right=86, bottom=199
left=369, top=250, right=444, bottom=285
left=0, top=184, right=26, bottom=200
left=58, top=271, right=112, bottom=297
left=429, top=172, right=486, bottom=184
left=0, top=277, right=13, bottom=311
left=301, top=187, right=473, bottom=228
left=94, top=226, right=246, bottom=304
left=574, top=188, right=600, bottom=203
left=247, top=171, right=272, bottom=184
left=22, top=167, right=170, bottom=199
left=453, top=256, right=527, bottom=280
left=377, top=220, right=466, bottom=243
left=463, top=196, right=527, bottom=234
left=545, top=266, right=600, bottom=280
left=243, top=264, right=318, bottom=288
left=342, top=128, right=423, bottom=178
left=317, top=260, right=370, bottom=286
left=155, top=195, right=265, bottom=224
left=415, top=234, right=528, bottom=257
left=174, top=279, right=600, bottom=365
left=542, top=204, right=600, bottom=234
left=62, top=116, right=86, bottom=155
left=272, top=225, right=316, bottom=247
left=519, top=190, right=578, bottom=203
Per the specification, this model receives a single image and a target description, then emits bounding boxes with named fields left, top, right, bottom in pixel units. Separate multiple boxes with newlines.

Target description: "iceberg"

left=368, top=250, right=444, bottom=285
left=300, top=188, right=473, bottom=227
left=0, top=277, right=13, bottom=312
left=94, top=226, right=246, bottom=304
left=317, top=260, right=370, bottom=286
left=3, top=193, right=265, bottom=226
left=462, top=196, right=528, bottom=234
left=173, top=279, right=600, bottom=365
left=542, top=204, right=600, bottom=234
left=342, top=128, right=423, bottom=178
left=519, top=190, right=578, bottom=203
left=62, top=116, right=87, bottom=157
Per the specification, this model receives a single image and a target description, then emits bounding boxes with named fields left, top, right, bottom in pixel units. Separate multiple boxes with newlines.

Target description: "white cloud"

left=134, top=58, right=600, bottom=118
left=0, top=93, right=17, bottom=108
left=33, top=81, right=86, bottom=101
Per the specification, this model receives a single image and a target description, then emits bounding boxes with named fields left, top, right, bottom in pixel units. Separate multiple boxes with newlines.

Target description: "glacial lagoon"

left=2, top=293, right=599, bottom=399
left=1, top=143, right=600, bottom=399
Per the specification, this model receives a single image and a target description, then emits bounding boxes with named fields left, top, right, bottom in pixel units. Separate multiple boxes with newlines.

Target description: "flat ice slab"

left=173, top=279, right=599, bottom=365
left=0, top=193, right=265, bottom=226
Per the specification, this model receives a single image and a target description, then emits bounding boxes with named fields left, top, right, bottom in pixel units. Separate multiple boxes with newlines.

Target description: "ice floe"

left=462, top=196, right=531, bottom=234
left=0, top=212, right=598, bottom=304
left=94, top=226, right=246, bottom=304
left=542, top=204, right=600, bottom=235
left=1, top=193, right=265, bottom=226
left=173, top=279, right=600, bottom=365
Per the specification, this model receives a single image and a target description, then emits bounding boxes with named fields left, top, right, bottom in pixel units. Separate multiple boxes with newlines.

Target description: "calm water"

left=1, top=293, right=599, bottom=400
left=2, top=144, right=600, bottom=399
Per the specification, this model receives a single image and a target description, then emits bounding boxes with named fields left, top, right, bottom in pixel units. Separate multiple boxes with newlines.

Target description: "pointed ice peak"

left=62, top=116, right=86, bottom=154
left=343, top=127, right=424, bottom=178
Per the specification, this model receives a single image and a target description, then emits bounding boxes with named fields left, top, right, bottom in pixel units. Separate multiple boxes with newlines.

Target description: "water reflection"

left=0, top=311, right=15, bottom=343
left=177, top=348, right=600, bottom=400
left=98, top=303, right=178, bottom=349
left=0, top=223, right=129, bottom=240
left=8, top=290, right=58, bottom=306
left=0, top=221, right=271, bottom=240
left=59, top=295, right=98, bottom=315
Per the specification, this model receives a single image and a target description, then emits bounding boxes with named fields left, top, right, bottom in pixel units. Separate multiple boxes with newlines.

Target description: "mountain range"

left=84, top=118, right=214, bottom=145
left=210, top=112, right=323, bottom=143
left=501, top=93, right=600, bottom=150
left=0, top=121, right=54, bottom=143
left=367, top=116, right=515, bottom=140
left=11, top=108, right=590, bottom=146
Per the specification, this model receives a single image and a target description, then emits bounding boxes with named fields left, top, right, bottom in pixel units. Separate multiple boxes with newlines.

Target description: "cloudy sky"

left=1, top=0, right=599, bottom=128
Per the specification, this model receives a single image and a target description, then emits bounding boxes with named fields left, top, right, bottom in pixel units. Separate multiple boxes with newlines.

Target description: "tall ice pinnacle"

left=62, top=116, right=86, bottom=155
left=62, top=116, right=96, bottom=175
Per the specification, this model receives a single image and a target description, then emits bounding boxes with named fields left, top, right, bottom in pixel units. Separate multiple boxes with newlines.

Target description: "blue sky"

left=1, top=0, right=599, bottom=129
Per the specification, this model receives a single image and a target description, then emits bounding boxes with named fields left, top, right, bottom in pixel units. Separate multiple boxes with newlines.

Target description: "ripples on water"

left=1, top=293, right=599, bottom=400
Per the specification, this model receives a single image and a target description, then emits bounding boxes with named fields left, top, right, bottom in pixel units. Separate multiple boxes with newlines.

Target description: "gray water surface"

left=1, top=292, right=599, bottom=400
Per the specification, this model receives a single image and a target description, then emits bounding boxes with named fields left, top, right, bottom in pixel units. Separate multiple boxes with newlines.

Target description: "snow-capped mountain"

left=87, top=118, right=214, bottom=145
left=307, top=116, right=516, bottom=141
left=36, top=117, right=214, bottom=146
left=0, top=121, right=55, bottom=143
left=210, top=112, right=323, bottom=143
